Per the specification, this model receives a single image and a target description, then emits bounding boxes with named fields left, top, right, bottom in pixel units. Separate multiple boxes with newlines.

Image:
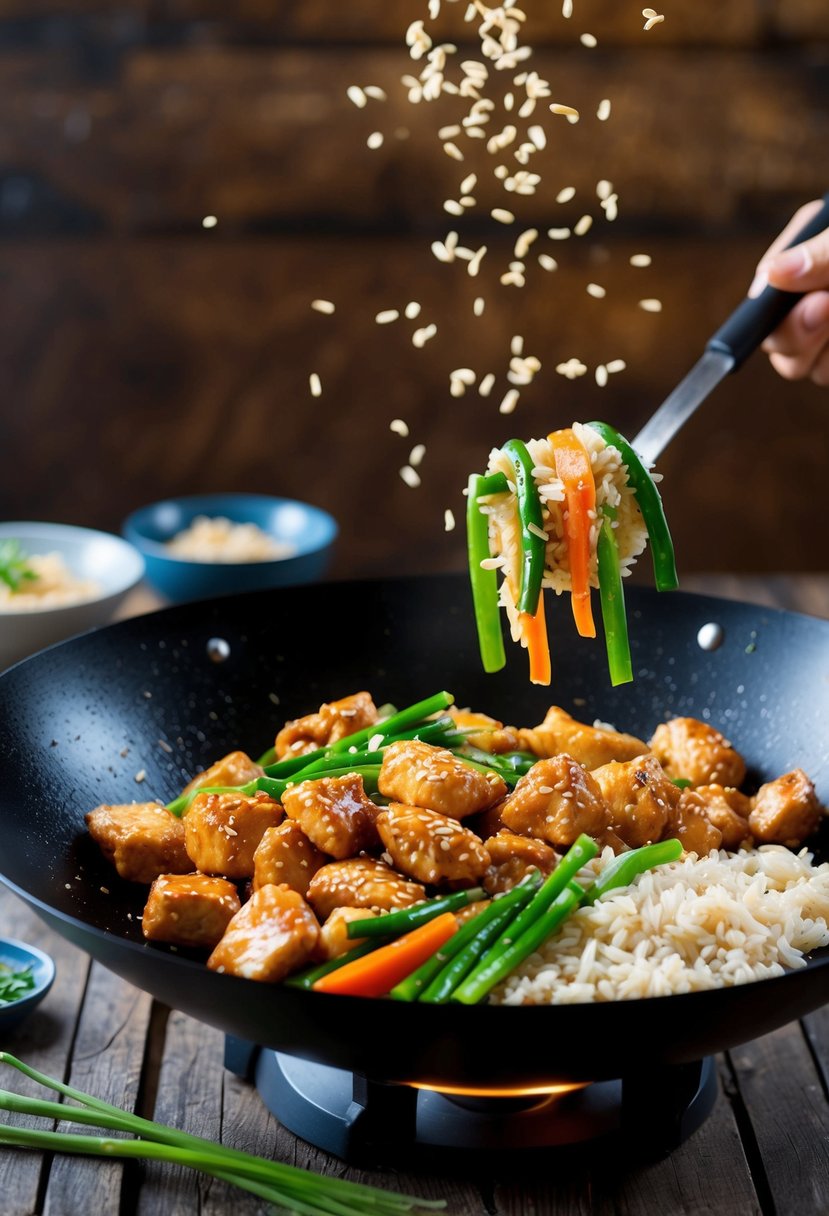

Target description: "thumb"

left=765, top=228, right=829, bottom=292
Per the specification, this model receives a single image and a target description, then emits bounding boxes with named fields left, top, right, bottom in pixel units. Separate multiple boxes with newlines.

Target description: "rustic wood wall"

left=0, top=2, right=828, bottom=579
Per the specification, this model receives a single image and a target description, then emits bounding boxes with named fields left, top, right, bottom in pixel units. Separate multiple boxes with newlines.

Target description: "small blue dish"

left=0, top=938, right=56, bottom=1033
left=123, top=493, right=338, bottom=604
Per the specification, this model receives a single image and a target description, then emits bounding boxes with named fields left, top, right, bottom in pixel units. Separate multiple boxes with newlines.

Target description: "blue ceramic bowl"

left=0, top=938, right=56, bottom=1032
left=123, top=494, right=338, bottom=603
left=0, top=522, right=145, bottom=671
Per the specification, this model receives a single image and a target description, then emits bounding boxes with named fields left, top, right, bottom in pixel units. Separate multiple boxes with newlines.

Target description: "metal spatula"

left=633, top=193, right=829, bottom=465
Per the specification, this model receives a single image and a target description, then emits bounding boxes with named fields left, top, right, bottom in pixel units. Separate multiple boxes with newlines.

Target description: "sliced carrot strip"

left=519, top=599, right=551, bottom=686
left=311, top=912, right=459, bottom=998
left=548, top=428, right=597, bottom=639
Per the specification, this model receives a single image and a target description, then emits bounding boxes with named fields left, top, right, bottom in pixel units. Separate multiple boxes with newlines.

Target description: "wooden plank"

left=802, top=1006, right=829, bottom=1098
left=0, top=886, right=92, bottom=1216
left=0, top=235, right=826, bottom=580
left=726, top=1022, right=829, bottom=1216
left=0, top=1, right=767, bottom=48
left=0, top=48, right=827, bottom=233
left=43, top=961, right=154, bottom=1216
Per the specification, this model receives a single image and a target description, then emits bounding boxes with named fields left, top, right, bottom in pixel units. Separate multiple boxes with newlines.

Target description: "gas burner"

left=225, top=1037, right=718, bottom=1166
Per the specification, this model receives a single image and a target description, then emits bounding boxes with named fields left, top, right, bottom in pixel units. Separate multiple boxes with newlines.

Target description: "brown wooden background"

left=1, top=1, right=828, bottom=579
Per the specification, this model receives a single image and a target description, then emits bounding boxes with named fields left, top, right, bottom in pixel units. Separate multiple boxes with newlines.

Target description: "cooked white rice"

left=0, top=552, right=102, bottom=612
left=493, top=846, right=829, bottom=1005
left=479, top=423, right=649, bottom=642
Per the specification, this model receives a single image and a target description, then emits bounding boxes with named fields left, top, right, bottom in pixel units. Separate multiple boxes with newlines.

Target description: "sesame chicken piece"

left=378, top=740, right=507, bottom=820
left=749, top=770, right=823, bottom=847
left=184, top=791, right=282, bottom=879
left=469, top=801, right=510, bottom=841
left=649, top=717, right=747, bottom=788
left=518, top=706, right=647, bottom=770
left=180, top=751, right=264, bottom=798
left=142, top=873, right=241, bottom=949
left=499, top=755, right=611, bottom=848
left=317, top=906, right=380, bottom=961
left=664, top=789, right=723, bottom=856
left=274, top=691, right=378, bottom=759
left=86, top=802, right=192, bottom=884
left=375, top=804, right=491, bottom=888
left=207, top=885, right=319, bottom=982
left=592, top=755, right=679, bottom=848
left=447, top=707, right=522, bottom=754
left=695, top=785, right=753, bottom=850
left=282, top=773, right=379, bottom=860
left=307, top=857, right=426, bottom=922
left=483, top=830, right=557, bottom=895
left=253, top=821, right=327, bottom=896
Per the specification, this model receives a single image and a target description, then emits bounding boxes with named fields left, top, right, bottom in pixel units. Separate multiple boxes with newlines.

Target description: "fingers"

left=748, top=200, right=825, bottom=297
left=762, top=293, right=829, bottom=382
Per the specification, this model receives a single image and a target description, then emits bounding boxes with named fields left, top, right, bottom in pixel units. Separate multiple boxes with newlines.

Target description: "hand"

left=749, top=200, right=829, bottom=386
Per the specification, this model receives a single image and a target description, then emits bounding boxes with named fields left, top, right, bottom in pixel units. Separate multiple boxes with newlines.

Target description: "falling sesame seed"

left=409, top=443, right=426, bottom=466
left=311, top=298, right=335, bottom=315
left=607, top=358, right=627, bottom=374
left=364, top=85, right=387, bottom=101
left=444, top=141, right=464, bottom=161
left=580, top=33, right=598, bottom=47
left=562, top=0, right=573, bottom=16
left=556, top=186, right=576, bottom=204
left=547, top=227, right=571, bottom=240
left=404, top=300, right=422, bottom=319
left=473, top=296, right=485, bottom=316
left=499, top=388, right=520, bottom=414
left=494, top=164, right=509, bottom=180
left=597, top=98, right=612, bottom=121
left=367, top=131, right=384, bottom=149
left=595, top=364, right=609, bottom=387
left=468, top=246, right=487, bottom=276
left=528, top=125, right=547, bottom=150
left=514, top=228, right=538, bottom=258
left=511, top=334, right=524, bottom=356
left=375, top=308, right=400, bottom=324
left=460, top=172, right=477, bottom=194
left=444, top=509, right=456, bottom=532
left=412, top=323, right=437, bottom=347
left=439, top=124, right=462, bottom=140
left=134, top=769, right=146, bottom=783
left=491, top=208, right=515, bottom=224
left=390, top=418, right=410, bottom=437
left=630, top=253, right=652, bottom=268
left=201, top=215, right=217, bottom=229
left=587, top=283, right=606, bottom=298
left=479, top=373, right=495, bottom=397
left=309, top=372, right=322, bottom=397
left=538, top=253, right=558, bottom=272
left=346, top=85, right=367, bottom=108
left=444, top=199, right=465, bottom=216
left=639, top=298, right=663, bottom=312
left=550, top=103, right=579, bottom=120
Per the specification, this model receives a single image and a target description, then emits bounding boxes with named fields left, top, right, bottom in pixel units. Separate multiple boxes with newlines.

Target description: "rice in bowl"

left=492, top=845, right=829, bottom=1005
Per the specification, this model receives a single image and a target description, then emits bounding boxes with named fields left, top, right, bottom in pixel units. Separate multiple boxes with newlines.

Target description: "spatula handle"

left=707, top=192, right=829, bottom=369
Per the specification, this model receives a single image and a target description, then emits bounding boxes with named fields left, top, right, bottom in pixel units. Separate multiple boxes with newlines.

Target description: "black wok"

left=0, top=574, right=827, bottom=1089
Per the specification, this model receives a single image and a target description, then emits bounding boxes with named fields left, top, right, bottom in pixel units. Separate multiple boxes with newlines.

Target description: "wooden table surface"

left=2, top=574, right=829, bottom=1216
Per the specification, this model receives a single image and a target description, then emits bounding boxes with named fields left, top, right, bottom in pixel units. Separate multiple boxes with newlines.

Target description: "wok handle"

left=707, top=192, right=829, bottom=369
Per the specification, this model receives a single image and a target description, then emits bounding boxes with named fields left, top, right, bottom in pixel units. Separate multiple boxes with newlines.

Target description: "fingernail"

left=770, top=245, right=811, bottom=280
left=748, top=268, right=767, bottom=298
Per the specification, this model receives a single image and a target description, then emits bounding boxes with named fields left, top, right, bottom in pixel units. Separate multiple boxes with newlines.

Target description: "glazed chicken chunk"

left=141, top=873, right=241, bottom=949
left=180, top=750, right=263, bottom=798
left=375, top=804, right=491, bottom=887
left=695, top=785, right=753, bottom=850
left=649, top=717, right=747, bottom=789
left=306, top=857, right=425, bottom=921
left=317, top=906, right=380, bottom=961
left=592, top=755, right=679, bottom=848
left=499, top=755, right=611, bottom=848
left=665, top=789, right=723, bottom=856
left=184, top=790, right=282, bottom=879
left=207, top=884, right=319, bottom=982
left=483, top=830, right=557, bottom=895
left=274, top=691, right=378, bottom=759
left=749, top=770, right=823, bottom=847
left=86, top=802, right=192, bottom=884
left=253, top=820, right=326, bottom=896
left=519, top=706, right=648, bottom=770
left=447, top=707, right=521, bottom=754
left=282, top=773, right=379, bottom=860
left=378, top=741, right=507, bottom=820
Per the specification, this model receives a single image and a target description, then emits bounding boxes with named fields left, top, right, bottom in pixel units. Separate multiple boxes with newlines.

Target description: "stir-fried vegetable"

left=467, top=473, right=507, bottom=673
left=312, top=913, right=459, bottom=997
left=0, top=965, right=35, bottom=1007
left=346, top=887, right=486, bottom=940
left=0, top=1054, right=443, bottom=1216
left=580, top=838, right=683, bottom=905
left=596, top=507, right=633, bottom=686
left=0, top=540, right=37, bottom=593
left=548, top=428, right=597, bottom=639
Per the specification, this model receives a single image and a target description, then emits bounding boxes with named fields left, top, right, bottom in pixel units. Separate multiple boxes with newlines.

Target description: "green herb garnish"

left=0, top=540, right=37, bottom=593
left=0, top=965, right=36, bottom=1007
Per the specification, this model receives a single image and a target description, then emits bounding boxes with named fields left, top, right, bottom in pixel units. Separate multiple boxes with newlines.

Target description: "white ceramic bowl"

left=0, top=522, right=145, bottom=671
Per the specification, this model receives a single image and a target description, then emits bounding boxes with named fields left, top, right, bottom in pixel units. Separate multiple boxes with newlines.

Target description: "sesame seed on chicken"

left=375, top=803, right=491, bottom=887
left=518, top=706, right=647, bottom=770
left=274, top=691, right=378, bottom=759
left=649, top=717, right=747, bottom=789
left=378, top=740, right=507, bottom=819
left=306, top=857, right=426, bottom=922
left=500, top=754, right=611, bottom=847
left=282, top=772, right=379, bottom=859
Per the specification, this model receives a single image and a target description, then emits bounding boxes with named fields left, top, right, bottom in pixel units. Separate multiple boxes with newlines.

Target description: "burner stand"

left=225, top=1038, right=718, bottom=1167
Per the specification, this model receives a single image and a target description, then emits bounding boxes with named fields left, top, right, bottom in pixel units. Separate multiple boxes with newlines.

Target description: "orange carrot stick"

left=519, top=599, right=551, bottom=686
left=312, top=912, right=459, bottom=997
left=548, top=428, right=597, bottom=639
